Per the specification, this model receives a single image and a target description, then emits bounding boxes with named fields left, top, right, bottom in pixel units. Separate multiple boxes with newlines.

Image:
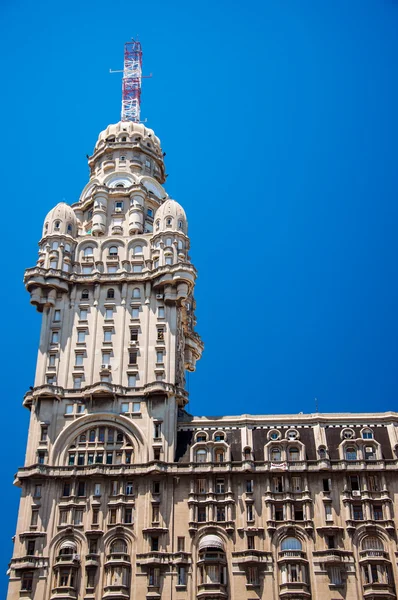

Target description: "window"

left=37, top=451, right=45, bottom=464
left=132, top=287, right=141, bottom=299
left=51, top=331, right=59, bottom=344
left=154, top=448, right=161, bottom=460
left=350, top=475, right=360, bottom=491
left=109, top=509, right=117, bottom=524
left=198, top=506, right=206, bottom=522
left=272, top=476, right=284, bottom=492
left=246, top=479, right=254, bottom=493
left=214, top=432, right=225, bottom=441
left=77, top=330, right=86, bottom=343
left=82, top=265, right=92, bottom=274
left=291, top=476, right=301, bottom=492
left=40, top=426, right=48, bottom=442
left=62, top=482, right=71, bottom=497
left=247, top=535, right=255, bottom=550
left=107, top=289, right=115, bottom=300
left=68, top=453, right=75, bottom=465
left=197, top=478, right=207, bottom=494
left=149, top=567, right=160, bottom=587
left=153, top=481, right=160, bottom=494
left=125, top=482, right=134, bottom=495
left=151, top=536, right=159, bottom=551
left=77, top=453, right=85, bottom=465
left=327, top=535, right=336, bottom=549
left=54, top=221, right=61, bottom=231
left=94, top=483, right=101, bottom=496
left=281, top=537, right=302, bottom=551
left=73, top=509, right=83, bottom=525
left=131, top=307, right=139, bottom=319
left=368, top=475, right=379, bottom=491
left=21, top=571, right=33, bottom=592
left=129, top=351, right=137, bottom=365
left=34, top=484, right=42, bottom=498
left=49, top=259, right=58, bottom=269
left=48, top=354, right=56, bottom=367
left=79, top=308, right=88, bottom=320
left=362, top=428, right=373, bottom=439
left=128, top=375, right=137, bottom=388
left=121, top=402, right=129, bottom=413
left=246, top=504, right=254, bottom=521
left=157, top=327, right=164, bottom=341
left=325, top=504, right=333, bottom=521
left=133, top=264, right=143, bottom=273
left=319, top=447, right=327, bottom=459
left=288, top=447, right=300, bottom=461
left=105, top=308, right=113, bottom=320
left=353, top=505, right=363, bottom=520
left=342, top=428, right=355, bottom=439
left=247, top=566, right=258, bottom=585
left=77, top=481, right=86, bottom=497
left=59, top=509, right=69, bottom=525
left=345, top=446, right=357, bottom=460
left=53, top=309, right=61, bottom=322
left=124, top=507, right=133, bottom=524
left=27, top=540, right=35, bottom=555
left=214, top=449, right=224, bottom=463
left=74, top=376, right=82, bottom=389
left=286, top=429, right=298, bottom=440
left=323, top=478, right=330, bottom=491
left=133, top=245, right=143, bottom=256
left=154, top=423, right=161, bottom=439
left=81, top=289, right=89, bottom=299
left=130, top=328, right=138, bottom=342
left=373, top=505, right=383, bottom=520
left=158, top=306, right=165, bottom=318
left=152, top=505, right=160, bottom=523
left=165, top=255, right=173, bottom=265
left=364, top=445, right=376, bottom=460
left=102, top=352, right=111, bottom=365
left=177, top=537, right=185, bottom=552
left=196, top=449, right=207, bottom=463
left=156, top=351, right=164, bottom=363
left=133, top=401, right=140, bottom=412
left=75, top=353, right=84, bottom=367
left=329, top=566, right=342, bottom=585
left=30, top=509, right=39, bottom=527
left=65, top=404, right=73, bottom=414
left=271, top=447, right=281, bottom=461
left=216, top=478, right=225, bottom=494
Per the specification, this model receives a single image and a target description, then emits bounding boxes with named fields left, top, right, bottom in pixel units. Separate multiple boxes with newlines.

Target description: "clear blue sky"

left=1, top=0, right=398, bottom=592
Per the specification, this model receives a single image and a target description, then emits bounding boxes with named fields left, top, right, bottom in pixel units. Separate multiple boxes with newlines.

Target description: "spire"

left=121, top=40, right=143, bottom=123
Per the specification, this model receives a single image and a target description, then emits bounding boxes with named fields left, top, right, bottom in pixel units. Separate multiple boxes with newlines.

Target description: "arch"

left=50, top=413, right=145, bottom=465
left=345, top=446, right=357, bottom=460
left=132, top=287, right=141, bottom=299
left=139, top=176, right=166, bottom=199
left=270, top=446, right=282, bottom=461
left=281, top=537, right=302, bottom=551
left=195, top=431, right=208, bottom=443
left=361, top=536, right=384, bottom=551
left=132, top=245, right=143, bottom=256
left=361, top=427, right=373, bottom=439
left=198, top=535, right=225, bottom=552
left=196, top=448, right=207, bottom=463
left=107, top=288, right=115, bottom=299
left=83, top=246, right=94, bottom=257
left=288, top=446, right=300, bottom=461
left=104, top=173, right=137, bottom=188
left=59, top=540, right=77, bottom=555
left=110, top=538, right=128, bottom=554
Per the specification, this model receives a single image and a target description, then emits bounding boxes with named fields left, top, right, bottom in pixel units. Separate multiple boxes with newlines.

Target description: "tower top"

left=122, top=40, right=143, bottom=123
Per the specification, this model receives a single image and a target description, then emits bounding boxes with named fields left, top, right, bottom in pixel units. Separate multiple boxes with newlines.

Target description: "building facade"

left=7, top=117, right=398, bottom=600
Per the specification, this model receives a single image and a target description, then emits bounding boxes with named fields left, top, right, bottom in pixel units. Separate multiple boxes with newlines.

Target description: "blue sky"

left=1, top=0, right=398, bottom=592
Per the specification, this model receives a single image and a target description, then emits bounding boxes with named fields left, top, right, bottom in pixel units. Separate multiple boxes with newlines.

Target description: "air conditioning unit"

left=101, top=364, right=111, bottom=370
left=130, top=340, right=138, bottom=346
left=365, top=447, right=374, bottom=453
left=156, top=294, right=163, bottom=300
left=115, top=207, right=122, bottom=213
left=72, top=554, right=80, bottom=562
left=352, top=490, right=361, bottom=497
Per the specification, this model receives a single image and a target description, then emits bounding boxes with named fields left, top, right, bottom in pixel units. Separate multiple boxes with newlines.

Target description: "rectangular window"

left=327, top=535, right=336, bottom=549
left=128, top=374, right=137, bottom=388
left=75, top=353, right=84, bottom=366
left=133, top=264, right=142, bottom=273
left=95, top=453, right=103, bottom=464
left=54, top=310, right=61, bottom=322
left=21, top=571, right=33, bottom=592
left=59, top=510, right=68, bottom=525
left=77, top=481, right=86, bottom=497
left=215, top=478, right=225, bottom=494
left=247, top=535, right=255, bottom=550
left=87, top=453, right=94, bottom=465
left=115, top=201, right=124, bottom=210
left=102, top=352, right=110, bottom=365
left=350, top=475, right=360, bottom=491
left=68, top=453, right=75, bottom=466
left=48, top=354, right=56, bottom=367
left=198, top=506, right=206, bottom=522
left=37, top=452, right=45, bottom=464
left=216, top=506, right=225, bottom=521
left=151, top=536, right=159, bottom=551
left=125, top=482, right=134, bottom=495
left=158, top=306, right=165, bottom=318
left=77, top=404, right=85, bottom=414
left=177, top=566, right=186, bottom=586
left=92, top=509, right=99, bottom=526
left=294, top=506, right=304, bottom=521
left=131, top=307, right=140, bottom=319
left=129, top=351, right=137, bottom=365
left=79, top=308, right=88, bottom=320
left=77, top=330, right=86, bottom=343
left=154, top=448, right=161, bottom=460
left=34, top=484, right=42, bottom=498
left=74, top=509, right=83, bottom=525
left=94, top=483, right=101, bottom=496
left=111, top=481, right=119, bottom=496
left=247, top=504, right=254, bottom=521
left=153, top=481, right=160, bottom=494
left=77, top=453, right=85, bottom=465
left=373, top=505, right=383, bottom=520
left=156, top=351, right=164, bottom=363
left=152, top=505, right=160, bottom=523
left=103, top=330, right=112, bottom=342
left=74, top=377, right=82, bottom=389
left=154, top=423, right=161, bottom=439
left=247, top=566, right=258, bottom=585
left=132, top=401, right=140, bottom=412
left=105, top=308, right=113, bottom=320
left=27, top=540, right=35, bottom=555
left=353, top=505, right=363, bottom=520
left=272, top=476, right=283, bottom=493
left=30, top=509, right=39, bottom=527
left=124, top=507, right=133, bottom=524
left=197, top=478, right=207, bottom=494
left=246, top=479, right=254, bottom=493
left=130, top=328, right=138, bottom=341
left=109, top=509, right=117, bottom=524
left=177, top=537, right=185, bottom=552
left=62, top=482, right=71, bottom=497
left=51, top=331, right=59, bottom=344
left=106, top=452, right=113, bottom=465
left=291, top=476, right=301, bottom=492
left=329, top=566, right=342, bottom=585
left=149, top=567, right=160, bottom=587
left=368, top=475, right=379, bottom=491
left=157, top=328, right=164, bottom=341
left=325, top=504, right=333, bottom=521
left=121, top=402, right=129, bottom=413
left=323, top=478, right=330, bottom=492
left=82, top=266, right=92, bottom=274
left=40, top=426, right=48, bottom=442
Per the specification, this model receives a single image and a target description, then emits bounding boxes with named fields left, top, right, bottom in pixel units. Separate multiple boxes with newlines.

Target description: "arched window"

left=243, top=447, right=251, bottom=460
left=288, top=447, right=300, bottom=461
left=52, top=241, right=59, bottom=250
left=165, top=237, right=172, bottom=247
left=107, top=288, right=115, bottom=299
left=214, top=432, right=225, bottom=442
left=166, top=218, right=172, bottom=227
left=196, top=449, right=207, bottom=463
left=115, top=183, right=125, bottom=188
left=67, top=223, right=72, bottom=233
left=133, top=245, right=143, bottom=256
left=109, top=246, right=118, bottom=257
left=68, top=426, right=134, bottom=466
left=83, top=247, right=93, bottom=257
left=271, top=447, right=281, bottom=461
left=345, top=446, right=357, bottom=460
left=89, top=430, right=96, bottom=442
left=44, top=222, right=49, bottom=234
left=121, top=136, right=127, bottom=142
left=362, top=537, right=384, bottom=551
left=79, top=433, right=86, bottom=443
left=214, top=449, right=225, bottom=463
left=81, top=289, right=89, bottom=299
left=111, top=539, right=127, bottom=554
left=318, top=447, right=327, bottom=459
left=178, top=220, right=183, bottom=230
left=155, top=220, right=160, bottom=231
left=362, top=428, right=373, bottom=439
left=54, top=221, right=61, bottom=231
left=132, top=288, right=141, bottom=299
left=58, top=541, right=77, bottom=556
left=281, top=537, right=302, bottom=551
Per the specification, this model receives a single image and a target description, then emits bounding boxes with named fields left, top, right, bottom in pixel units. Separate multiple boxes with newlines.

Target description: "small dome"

left=198, top=535, right=225, bottom=551
left=43, top=202, right=78, bottom=238
left=154, top=199, right=187, bottom=234
left=94, top=122, right=161, bottom=154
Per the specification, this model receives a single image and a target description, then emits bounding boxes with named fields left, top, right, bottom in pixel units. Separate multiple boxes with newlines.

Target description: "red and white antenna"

left=110, top=40, right=151, bottom=123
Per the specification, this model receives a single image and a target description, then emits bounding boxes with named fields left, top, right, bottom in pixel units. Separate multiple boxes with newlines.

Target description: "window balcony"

left=278, top=550, right=307, bottom=563
left=105, top=552, right=131, bottom=567
left=312, top=549, right=352, bottom=563
left=279, top=581, right=311, bottom=597
left=136, top=552, right=171, bottom=566
left=197, top=582, right=228, bottom=598
left=102, top=585, right=130, bottom=599
left=50, top=587, right=77, bottom=599
left=232, top=550, right=270, bottom=564
left=363, top=582, right=396, bottom=597
left=359, top=550, right=390, bottom=562
left=85, top=553, right=100, bottom=567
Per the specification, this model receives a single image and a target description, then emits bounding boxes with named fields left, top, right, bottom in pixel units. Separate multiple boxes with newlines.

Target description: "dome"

left=94, top=121, right=161, bottom=154
left=198, top=535, right=225, bottom=552
left=154, top=199, right=187, bottom=234
left=43, top=202, right=78, bottom=238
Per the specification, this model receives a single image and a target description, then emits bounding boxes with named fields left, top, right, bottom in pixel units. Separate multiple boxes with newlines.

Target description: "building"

left=7, top=51, right=398, bottom=600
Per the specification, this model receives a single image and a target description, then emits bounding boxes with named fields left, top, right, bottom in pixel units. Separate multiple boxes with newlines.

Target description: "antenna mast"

left=122, top=40, right=143, bottom=122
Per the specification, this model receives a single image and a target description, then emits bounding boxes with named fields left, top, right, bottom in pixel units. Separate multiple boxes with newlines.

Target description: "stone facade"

left=7, top=118, right=398, bottom=600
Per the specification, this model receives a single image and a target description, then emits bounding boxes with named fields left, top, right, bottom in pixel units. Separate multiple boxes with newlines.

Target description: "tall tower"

left=7, top=44, right=203, bottom=600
